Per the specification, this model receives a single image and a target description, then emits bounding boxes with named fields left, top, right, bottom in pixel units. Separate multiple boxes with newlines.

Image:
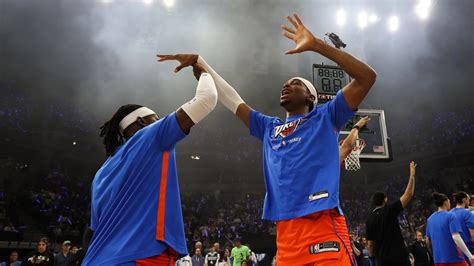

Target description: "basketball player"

left=158, top=13, right=376, bottom=265
left=426, top=193, right=474, bottom=265
left=82, top=63, right=217, bottom=265
left=450, top=192, right=474, bottom=261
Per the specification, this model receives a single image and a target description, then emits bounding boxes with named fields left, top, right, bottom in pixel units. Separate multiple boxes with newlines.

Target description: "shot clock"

left=312, top=64, right=350, bottom=103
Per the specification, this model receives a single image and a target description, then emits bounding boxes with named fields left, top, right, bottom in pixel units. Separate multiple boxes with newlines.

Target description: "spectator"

left=409, top=231, right=433, bottom=266
left=217, top=248, right=231, bottom=266
left=176, top=255, right=192, bottom=266
left=361, top=238, right=369, bottom=266
left=0, top=250, right=22, bottom=266
left=54, top=240, right=76, bottom=266
left=204, top=246, right=219, bottom=266
left=192, top=248, right=204, bottom=266
left=195, top=242, right=203, bottom=254
left=213, top=242, right=221, bottom=258
left=350, top=233, right=363, bottom=266
left=70, top=246, right=78, bottom=255
left=231, top=239, right=250, bottom=266
left=245, top=244, right=257, bottom=266
left=24, top=238, right=54, bottom=266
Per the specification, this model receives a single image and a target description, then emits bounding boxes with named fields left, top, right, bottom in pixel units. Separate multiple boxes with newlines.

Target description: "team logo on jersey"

left=273, top=118, right=307, bottom=138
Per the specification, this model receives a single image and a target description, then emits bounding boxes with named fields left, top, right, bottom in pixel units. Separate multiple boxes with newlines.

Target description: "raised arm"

left=282, top=13, right=377, bottom=110
left=157, top=54, right=253, bottom=128
left=197, top=56, right=253, bottom=128
left=156, top=54, right=218, bottom=133
left=400, top=161, right=417, bottom=208
left=339, top=116, right=369, bottom=164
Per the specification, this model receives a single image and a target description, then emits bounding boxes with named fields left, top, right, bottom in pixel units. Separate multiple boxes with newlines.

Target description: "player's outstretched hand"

left=156, top=54, right=198, bottom=73
left=410, top=161, right=417, bottom=177
left=355, top=116, right=370, bottom=128
left=281, top=13, right=323, bottom=55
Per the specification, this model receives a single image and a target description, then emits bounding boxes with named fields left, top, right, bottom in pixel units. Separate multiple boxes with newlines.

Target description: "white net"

left=344, top=139, right=366, bottom=171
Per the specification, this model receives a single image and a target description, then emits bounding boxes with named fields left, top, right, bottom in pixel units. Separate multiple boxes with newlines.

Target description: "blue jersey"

left=83, top=112, right=187, bottom=265
left=249, top=91, right=355, bottom=221
left=451, top=207, right=474, bottom=252
left=426, top=211, right=465, bottom=264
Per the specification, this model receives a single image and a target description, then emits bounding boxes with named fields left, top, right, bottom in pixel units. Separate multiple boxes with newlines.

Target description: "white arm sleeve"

left=452, top=233, right=474, bottom=259
left=197, top=56, right=245, bottom=114
left=181, top=73, right=218, bottom=124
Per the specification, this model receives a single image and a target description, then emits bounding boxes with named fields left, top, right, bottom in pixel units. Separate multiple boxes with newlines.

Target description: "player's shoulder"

left=447, top=210, right=457, bottom=216
left=444, top=211, right=458, bottom=220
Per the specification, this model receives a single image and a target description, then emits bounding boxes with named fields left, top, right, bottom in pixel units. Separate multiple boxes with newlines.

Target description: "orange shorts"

left=276, top=209, right=355, bottom=266
left=435, top=263, right=469, bottom=266
left=135, top=248, right=177, bottom=266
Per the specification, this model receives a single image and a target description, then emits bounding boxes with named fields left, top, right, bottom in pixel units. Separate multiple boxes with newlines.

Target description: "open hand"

left=156, top=54, right=198, bottom=73
left=281, top=13, right=322, bottom=55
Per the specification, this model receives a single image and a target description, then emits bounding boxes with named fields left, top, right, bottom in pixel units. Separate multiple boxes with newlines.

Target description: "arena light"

left=415, top=0, right=432, bottom=20
left=163, top=0, right=175, bottom=8
left=357, top=11, right=368, bottom=29
left=336, top=9, right=346, bottom=26
left=191, top=155, right=200, bottom=160
left=100, top=0, right=113, bottom=3
left=143, top=0, right=153, bottom=6
left=368, top=13, right=378, bottom=23
left=388, top=16, right=399, bottom=32
left=72, top=141, right=77, bottom=146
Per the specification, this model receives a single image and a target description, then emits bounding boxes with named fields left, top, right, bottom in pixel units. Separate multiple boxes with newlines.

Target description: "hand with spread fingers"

left=281, top=13, right=323, bottom=55
left=156, top=54, right=199, bottom=73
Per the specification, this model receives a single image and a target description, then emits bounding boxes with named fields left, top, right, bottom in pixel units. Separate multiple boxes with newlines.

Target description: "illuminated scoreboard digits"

left=312, top=64, right=350, bottom=102
left=318, top=68, right=346, bottom=93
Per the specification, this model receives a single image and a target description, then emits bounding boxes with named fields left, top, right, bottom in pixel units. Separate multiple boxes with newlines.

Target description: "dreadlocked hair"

left=100, top=104, right=143, bottom=157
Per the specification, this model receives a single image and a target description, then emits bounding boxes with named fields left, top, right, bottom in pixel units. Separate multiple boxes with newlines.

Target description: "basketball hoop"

left=344, top=139, right=366, bottom=171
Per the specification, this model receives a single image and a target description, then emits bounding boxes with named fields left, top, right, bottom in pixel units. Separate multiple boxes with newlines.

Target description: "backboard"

left=339, top=109, right=391, bottom=160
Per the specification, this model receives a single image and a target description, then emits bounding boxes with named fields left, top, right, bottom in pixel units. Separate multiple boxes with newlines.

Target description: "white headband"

left=290, top=77, right=318, bottom=105
left=119, top=107, right=156, bottom=133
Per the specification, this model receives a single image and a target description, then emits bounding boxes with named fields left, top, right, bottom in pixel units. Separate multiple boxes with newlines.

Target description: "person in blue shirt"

left=83, top=62, right=218, bottom=266
left=451, top=192, right=474, bottom=260
left=158, top=13, right=377, bottom=265
left=426, top=192, right=474, bottom=266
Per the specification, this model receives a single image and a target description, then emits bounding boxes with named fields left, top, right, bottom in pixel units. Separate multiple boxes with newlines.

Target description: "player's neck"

left=456, top=204, right=465, bottom=209
left=286, top=108, right=309, bottom=118
left=437, top=207, right=448, bottom=212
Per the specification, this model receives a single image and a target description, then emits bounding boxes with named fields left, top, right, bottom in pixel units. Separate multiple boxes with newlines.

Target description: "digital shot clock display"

left=312, top=64, right=350, bottom=103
